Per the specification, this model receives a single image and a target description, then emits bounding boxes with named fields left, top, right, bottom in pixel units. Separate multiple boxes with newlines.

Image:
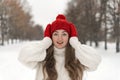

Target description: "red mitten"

left=43, top=24, right=52, bottom=48
left=69, top=23, right=79, bottom=49
left=44, top=24, right=51, bottom=37
left=70, top=23, right=78, bottom=37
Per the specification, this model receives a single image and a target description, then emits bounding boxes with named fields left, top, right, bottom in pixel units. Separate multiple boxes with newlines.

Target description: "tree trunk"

left=116, top=37, right=120, bottom=52
left=1, top=32, right=4, bottom=45
left=105, top=27, right=107, bottom=50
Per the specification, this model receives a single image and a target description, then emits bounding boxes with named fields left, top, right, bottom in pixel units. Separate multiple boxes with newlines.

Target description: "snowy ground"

left=0, top=41, right=120, bottom=80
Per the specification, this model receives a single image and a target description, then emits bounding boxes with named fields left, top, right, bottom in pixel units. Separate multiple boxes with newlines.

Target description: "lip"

left=57, top=42, right=63, bottom=44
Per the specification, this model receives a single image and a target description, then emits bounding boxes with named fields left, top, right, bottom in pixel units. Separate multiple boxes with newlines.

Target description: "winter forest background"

left=0, top=0, right=120, bottom=80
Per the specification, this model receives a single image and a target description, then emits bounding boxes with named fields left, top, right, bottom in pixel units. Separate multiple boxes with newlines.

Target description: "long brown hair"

left=43, top=43, right=85, bottom=80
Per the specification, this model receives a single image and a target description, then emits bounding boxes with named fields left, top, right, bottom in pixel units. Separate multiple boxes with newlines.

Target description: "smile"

left=57, top=42, right=63, bottom=44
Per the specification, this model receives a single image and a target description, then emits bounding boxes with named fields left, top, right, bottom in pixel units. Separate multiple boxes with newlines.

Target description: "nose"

left=58, top=35, right=63, bottom=41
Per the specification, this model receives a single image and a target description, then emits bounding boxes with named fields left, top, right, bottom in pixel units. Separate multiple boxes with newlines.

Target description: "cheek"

left=52, top=37, right=57, bottom=43
left=63, top=37, right=69, bottom=43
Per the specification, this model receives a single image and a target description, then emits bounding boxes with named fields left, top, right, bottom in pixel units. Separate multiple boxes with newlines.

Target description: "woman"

left=18, top=14, right=101, bottom=80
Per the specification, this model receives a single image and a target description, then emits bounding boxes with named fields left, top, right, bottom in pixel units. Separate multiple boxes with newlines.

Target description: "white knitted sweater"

left=18, top=37, right=101, bottom=80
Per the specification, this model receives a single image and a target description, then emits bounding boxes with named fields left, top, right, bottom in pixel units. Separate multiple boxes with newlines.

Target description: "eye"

left=53, top=33, right=58, bottom=36
left=62, top=33, right=68, bottom=36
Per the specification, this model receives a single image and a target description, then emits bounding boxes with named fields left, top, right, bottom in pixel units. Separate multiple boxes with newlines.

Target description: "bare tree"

left=0, top=0, right=8, bottom=45
left=3, top=0, right=35, bottom=43
left=108, top=0, right=120, bottom=52
left=65, top=0, right=101, bottom=46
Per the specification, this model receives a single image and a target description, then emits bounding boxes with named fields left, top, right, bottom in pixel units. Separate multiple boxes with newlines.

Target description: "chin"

left=56, top=46, right=65, bottom=49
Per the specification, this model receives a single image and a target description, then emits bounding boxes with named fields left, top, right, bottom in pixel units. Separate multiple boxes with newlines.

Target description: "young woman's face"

left=52, top=29, right=69, bottom=49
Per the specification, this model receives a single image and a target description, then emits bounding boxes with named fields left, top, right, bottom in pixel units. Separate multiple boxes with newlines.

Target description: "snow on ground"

left=0, top=42, right=36, bottom=80
left=87, top=42, right=120, bottom=80
left=0, top=41, right=120, bottom=80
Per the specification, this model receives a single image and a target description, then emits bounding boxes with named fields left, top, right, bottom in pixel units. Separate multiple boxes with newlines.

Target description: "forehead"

left=54, top=29, right=68, bottom=33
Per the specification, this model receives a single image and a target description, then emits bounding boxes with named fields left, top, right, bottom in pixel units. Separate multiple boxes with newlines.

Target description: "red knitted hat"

left=51, top=14, right=71, bottom=36
left=44, top=14, right=77, bottom=37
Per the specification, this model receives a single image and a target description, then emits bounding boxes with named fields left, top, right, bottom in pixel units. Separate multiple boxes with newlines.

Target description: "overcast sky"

left=26, top=0, right=69, bottom=29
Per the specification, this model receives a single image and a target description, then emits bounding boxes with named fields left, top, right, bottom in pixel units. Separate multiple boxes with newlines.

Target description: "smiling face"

left=52, top=29, right=69, bottom=49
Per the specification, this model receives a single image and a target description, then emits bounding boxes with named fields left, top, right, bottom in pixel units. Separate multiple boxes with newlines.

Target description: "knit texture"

left=44, top=14, right=78, bottom=37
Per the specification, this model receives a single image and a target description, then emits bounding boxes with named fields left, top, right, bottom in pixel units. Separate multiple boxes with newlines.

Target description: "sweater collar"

left=54, top=46, right=65, bottom=57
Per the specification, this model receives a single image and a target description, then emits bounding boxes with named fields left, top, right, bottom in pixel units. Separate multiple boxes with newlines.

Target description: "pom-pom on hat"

left=44, top=14, right=77, bottom=37
left=56, top=14, right=66, bottom=20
